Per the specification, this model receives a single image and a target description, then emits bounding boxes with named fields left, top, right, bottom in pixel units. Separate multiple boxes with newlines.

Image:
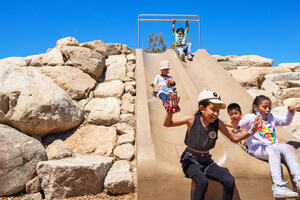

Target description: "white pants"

left=249, top=143, right=300, bottom=184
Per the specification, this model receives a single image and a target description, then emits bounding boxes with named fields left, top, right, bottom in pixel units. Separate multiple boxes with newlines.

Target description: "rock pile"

left=212, top=55, right=300, bottom=138
left=0, top=37, right=136, bottom=199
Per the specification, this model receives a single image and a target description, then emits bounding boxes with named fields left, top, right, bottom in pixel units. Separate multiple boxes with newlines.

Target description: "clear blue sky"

left=1, top=0, right=299, bottom=66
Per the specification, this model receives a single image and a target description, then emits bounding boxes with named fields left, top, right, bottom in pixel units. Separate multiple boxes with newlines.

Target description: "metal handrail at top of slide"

left=138, top=14, right=201, bottom=49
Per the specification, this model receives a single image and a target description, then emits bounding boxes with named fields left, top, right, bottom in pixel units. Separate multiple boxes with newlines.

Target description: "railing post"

left=138, top=14, right=201, bottom=49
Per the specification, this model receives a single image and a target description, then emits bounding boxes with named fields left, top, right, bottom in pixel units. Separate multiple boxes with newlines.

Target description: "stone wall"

left=0, top=37, right=137, bottom=200
left=212, top=54, right=300, bottom=138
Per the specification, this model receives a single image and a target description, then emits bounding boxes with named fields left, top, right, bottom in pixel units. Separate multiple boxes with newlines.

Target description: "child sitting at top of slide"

left=172, top=19, right=193, bottom=61
left=150, top=60, right=180, bottom=114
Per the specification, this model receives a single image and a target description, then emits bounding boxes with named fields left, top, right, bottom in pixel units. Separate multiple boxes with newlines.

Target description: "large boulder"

left=0, top=124, right=47, bottom=196
left=281, top=88, right=300, bottom=99
left=252, top=67, right=291, bottom=74
left=105, top=62, right=127, bottom=82
left=84, top=97, right=120, bottom=126
left=106, top=55, right=127, bottom=66
left=228, top=69, right=264, bottom=87
left=60, top=46, right=105, bottom=80
left=56, top=37, right=79, bottom=47
left=261, top=79, right=281, bottom=96
left=21, top=193, right=42, bottom=200
left=265, top=72, right=300, bottom=82
left=105, top=43, right=122, bottom=56
left=278, top=63, right=300, bottom=71
left=121, top=102, right=135, bottom=114
left=228, top=67, right=291, bottom=87
left=120, top=113, right=136, bottom=127
left=285, top=80, right=300, bottom=88
left=80, top=40, right=107, bottom=57
left=26, top=177, right=41, bottom=194
left=117, top=134, right=135, bottom=145
left=0, top=64, right=84, bottom=136
left=283, top=98, right=300, bottom=111
left=46, top=139, right=73, bottom=160
left=272, top=106, right=300, bottom=127
left=94, top=80, right=124, bottom=99
left=113, top=123, right=135, bottom=136
left=64, top=125, right=117, bottom=156
left=247, top=88, right=281, bottom=108
left=39, top=66, right=97, bottom=100
left=126, top=54, right=136, bottom=63
left=104, top=160, right=134, bottom=194
left=37, top=154, right=114, bottom=199
left=113, top=143, right=135, bottom=161
left=122, top=93, right=135, bottom=104
left=27, top=54, right=44, bottom=67
left=229, top=55, right=273, bottom=67
left=42, top=47, right=65, bottom=66
left=0, top=57, right=31, bottom=67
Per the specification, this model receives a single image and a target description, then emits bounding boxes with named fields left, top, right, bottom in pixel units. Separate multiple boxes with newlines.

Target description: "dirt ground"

left=0, top=192, right=137, bottom=200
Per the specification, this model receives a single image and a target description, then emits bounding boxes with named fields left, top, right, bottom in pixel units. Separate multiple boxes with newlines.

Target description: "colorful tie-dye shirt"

left=238, top=109, right=294, bottom=147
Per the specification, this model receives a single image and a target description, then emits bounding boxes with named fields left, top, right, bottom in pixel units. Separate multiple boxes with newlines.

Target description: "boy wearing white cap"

left=151, top=60, right=180, bottom=113
left=164, top=89, right=260, bottom=200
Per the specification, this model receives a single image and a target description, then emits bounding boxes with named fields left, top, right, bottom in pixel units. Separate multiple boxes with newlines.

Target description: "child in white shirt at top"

left=239, top=95, right=300, bottom=198
left=150, top=60, right=180, bottom=113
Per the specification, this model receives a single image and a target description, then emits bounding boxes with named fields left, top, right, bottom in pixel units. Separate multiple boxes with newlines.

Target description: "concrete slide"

left=136, top=49, right=300, bottom=200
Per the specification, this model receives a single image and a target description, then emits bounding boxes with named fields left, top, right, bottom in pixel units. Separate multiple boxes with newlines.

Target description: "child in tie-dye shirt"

left=239, top=95, right=300, bottom=198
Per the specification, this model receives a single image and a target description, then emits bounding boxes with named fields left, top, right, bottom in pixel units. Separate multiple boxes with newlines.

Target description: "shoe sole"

left=273, top=194, right=299, bottom=198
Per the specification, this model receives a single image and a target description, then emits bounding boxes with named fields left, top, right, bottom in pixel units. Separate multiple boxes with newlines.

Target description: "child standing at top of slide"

left=164, top=90, right=259, bottom=200
left=239, top=95, right=300, bottom=198
left=172, top=19, right=193, bottom=61
left=150, top=60, right=180, bottom=114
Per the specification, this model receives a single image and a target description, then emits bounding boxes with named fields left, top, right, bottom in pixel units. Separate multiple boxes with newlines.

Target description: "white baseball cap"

left=160, top=60, right=171, bottom=70
left=198, top=89, right=226, bottom=109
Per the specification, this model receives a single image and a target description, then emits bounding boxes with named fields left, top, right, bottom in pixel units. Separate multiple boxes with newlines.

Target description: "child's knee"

left=279, top=143, right=295, bottom=154
left=224, top=175, right=235, bottom=189
left=192, top=175, right=208, bottom=188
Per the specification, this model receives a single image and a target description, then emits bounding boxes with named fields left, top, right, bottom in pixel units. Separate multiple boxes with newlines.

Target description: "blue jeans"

left=159, top=93, right=169, bottom=105
left=175, top=42, right=192, bottom=57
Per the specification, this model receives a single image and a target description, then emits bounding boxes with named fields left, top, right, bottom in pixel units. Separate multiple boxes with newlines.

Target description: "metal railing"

left=138, top=14, right=201, bottom=49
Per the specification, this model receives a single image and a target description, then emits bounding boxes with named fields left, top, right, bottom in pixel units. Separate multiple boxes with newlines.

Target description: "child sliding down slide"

left=164, top=90, right=259, bottom=200
left=239, top=95, right=300, bottom=198
left=150, top=60, right=180, bottom=114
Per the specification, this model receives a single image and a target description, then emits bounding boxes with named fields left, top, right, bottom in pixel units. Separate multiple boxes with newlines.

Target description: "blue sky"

left=0, top=0, right=299, bottom=66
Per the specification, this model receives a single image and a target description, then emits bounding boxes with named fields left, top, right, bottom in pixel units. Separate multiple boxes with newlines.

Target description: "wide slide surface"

left=136, top=49, right=300, bottom=200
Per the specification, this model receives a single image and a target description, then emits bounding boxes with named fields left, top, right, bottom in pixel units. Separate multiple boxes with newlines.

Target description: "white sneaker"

left=187, top=54, right=193, bottom=60
left=272, top=182, right=299, bottom=198
left=293, top=178, right=300, bottom=192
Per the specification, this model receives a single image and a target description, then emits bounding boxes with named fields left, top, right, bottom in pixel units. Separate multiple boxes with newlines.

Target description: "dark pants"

left=159, top=93, right=169, bottom=105
left=181, top=148, right=235, bottom=200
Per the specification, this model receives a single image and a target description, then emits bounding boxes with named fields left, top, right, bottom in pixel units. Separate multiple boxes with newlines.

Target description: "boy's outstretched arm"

left=186, top=19, right=189, bottom=33
left=172, top=19, right=176, bottom=33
